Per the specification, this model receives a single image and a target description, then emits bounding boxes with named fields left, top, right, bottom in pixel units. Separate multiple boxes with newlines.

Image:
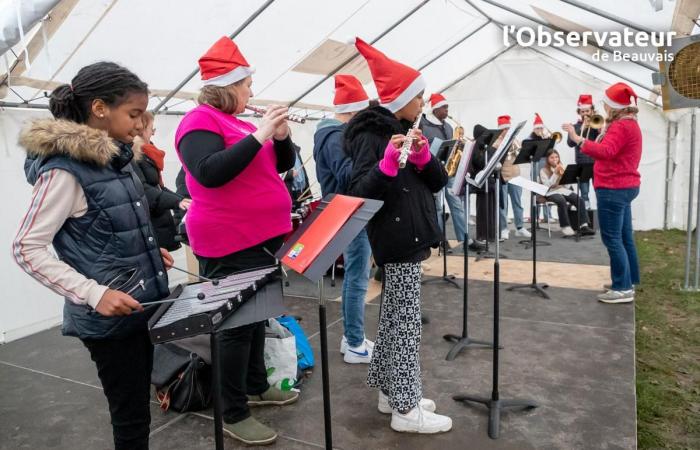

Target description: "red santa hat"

left=602, top=82, right=638, bottom=109
left=577, top=94, right=593, bottom=109
left=533, top=113, right=544, bottom=129
left=198, top=37, right=255, bottom=87
left=352, top=37, right=426, bottom=113
left=497, top=115, right=511, bottom=130
left=429, top=93, right=448, bottom=110
left=333, top=74, right=369, bottom=113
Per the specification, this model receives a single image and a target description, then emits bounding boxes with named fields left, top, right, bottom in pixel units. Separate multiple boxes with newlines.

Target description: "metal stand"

left=444, top=183, right=493, bottom=360
left=211, top=332, right=224, bottom=450
left=424, top=188, right=460, bottom=288
left=519, top=158, right=550, bottom=249
left=509, top=156, right=550, bottom=298
left=318, top=277, right=333, bottom=450
left=453, top=167, right=538, bottom=439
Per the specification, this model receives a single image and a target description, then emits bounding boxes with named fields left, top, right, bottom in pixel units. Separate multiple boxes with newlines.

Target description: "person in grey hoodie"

left=313, top=74, right=375, bottom=364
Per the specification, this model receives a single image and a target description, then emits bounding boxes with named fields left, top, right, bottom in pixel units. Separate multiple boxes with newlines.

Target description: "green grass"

left=635, top=230, right=700, bottom=449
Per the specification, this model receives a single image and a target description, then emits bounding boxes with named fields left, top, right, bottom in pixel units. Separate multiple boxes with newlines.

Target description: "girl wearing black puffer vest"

left=13, top=62, right=173, bottom=450
left=345, top=38, right=452, bottom=434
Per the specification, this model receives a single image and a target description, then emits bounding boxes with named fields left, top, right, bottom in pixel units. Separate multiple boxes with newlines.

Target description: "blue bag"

left=277, top=315, right=315, bottom=370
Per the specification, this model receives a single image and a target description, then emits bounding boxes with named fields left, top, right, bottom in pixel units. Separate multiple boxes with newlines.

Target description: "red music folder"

left=281, top=195, right=364, bottom=273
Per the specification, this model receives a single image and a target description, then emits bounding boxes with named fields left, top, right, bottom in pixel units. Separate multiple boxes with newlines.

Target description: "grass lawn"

left=635, top=230, right=700, bottom=449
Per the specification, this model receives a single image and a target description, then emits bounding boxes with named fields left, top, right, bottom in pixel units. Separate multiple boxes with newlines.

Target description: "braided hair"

left=49, top=62, right=148, bottom=123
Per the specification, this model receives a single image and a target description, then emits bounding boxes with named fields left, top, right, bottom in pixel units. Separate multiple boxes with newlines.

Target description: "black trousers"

left=548, top=192, right=587, bottom=228
left=475, top=186, right=497, bottom=242
left=197, top=235, right=283, bottom=424
left=82, top=330, right=153, bottom=450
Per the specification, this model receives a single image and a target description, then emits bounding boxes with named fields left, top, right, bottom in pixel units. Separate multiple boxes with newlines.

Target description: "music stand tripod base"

left=507, top=282, right=550, bottom=299
left=452, top=395, right=538, bottom=439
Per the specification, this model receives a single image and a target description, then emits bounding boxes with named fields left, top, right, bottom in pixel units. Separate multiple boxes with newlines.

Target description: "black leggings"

left=548, top=192, right=587, bottom=228
left=197, top=235, right=284, bottom=424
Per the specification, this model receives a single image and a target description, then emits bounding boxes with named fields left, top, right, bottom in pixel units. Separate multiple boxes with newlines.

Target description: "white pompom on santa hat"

left=497, top=115, right=511, bottom=130
left=333, top=74, right=369, bottom=113
left=352, top=37, right=426, bottom=113
left=198, top=37, right=255, bottom=87
left=429, top=93, right=448, bottom=110
left=533, top=113, right=544, bottom=129
left=602, top=82, right=638, bottom=109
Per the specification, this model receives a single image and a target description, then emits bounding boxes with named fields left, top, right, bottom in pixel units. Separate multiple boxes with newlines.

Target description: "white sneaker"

left=391, top=406, right=452, bottom=434
left=515, top=227, right=531, bottom=238
left=500, top=229, right=509, bottom=241
left=597, top=289, right=635, bottom=304
left=377, top=392, right=436, bottom=414
left=340, top=336, right=374, bottom=355
left=343, top=340, right=373, bottom=364
left=561, top=226, right=575, bottom=236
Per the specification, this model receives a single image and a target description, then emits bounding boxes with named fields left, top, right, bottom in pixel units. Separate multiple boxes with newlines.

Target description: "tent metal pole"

left=418, top=19, right=491, bottom=71
left=0, top=101, right=49, bottom=110
left=694, top=110, right=700, bottom=289
left=474, top=0, right=657, bottom=72
left=664, top=121, right=672, bottom=230
left=287, top=0, right=430, bottom=108
left=558, top=0, right=655, bottom=35
left=684, top=110, right=696, bottom=289
left=151, top=0, right=276, bottom=114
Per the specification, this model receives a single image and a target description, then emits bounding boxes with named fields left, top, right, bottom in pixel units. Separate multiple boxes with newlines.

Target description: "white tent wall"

left=443, top=47, right=671, bottom=230
left=668, top=110, right=700, bottom=231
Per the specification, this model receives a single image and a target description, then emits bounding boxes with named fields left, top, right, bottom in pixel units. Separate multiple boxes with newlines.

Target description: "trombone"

left=583, top=114, right=605, bottom=140
left=536, top=112, right=563, bottom=143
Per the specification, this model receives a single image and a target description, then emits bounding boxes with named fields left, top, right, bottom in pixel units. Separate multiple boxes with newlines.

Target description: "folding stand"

left=453, top=120, right=538, bottom=439
left=276, top=194, right=383, bottom=450
left=508, top=139, right=554, bottom=299
left=559, top=164, right=594, bottom=243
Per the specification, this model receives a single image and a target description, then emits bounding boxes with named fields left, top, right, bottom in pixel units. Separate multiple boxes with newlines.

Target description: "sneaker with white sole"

left=500, top=229, right=510, bottom=241
left=340, top=336, right=374, bottom=355
left=343, top=340, right=373, bottom=364
left=597, top=289, right=635, bottom=304
left=378, top=391, right=436, bottom=414
left=561, top=226, right=575, bottom=236
left=514, top=227, right=531, bottom=238
left=391, top=406, right=452, bottom=434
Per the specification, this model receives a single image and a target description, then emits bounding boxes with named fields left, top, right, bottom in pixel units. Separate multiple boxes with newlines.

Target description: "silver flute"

left=245, top=104, right=306, bottom=124
left=398, top=114, right=422, bottom=168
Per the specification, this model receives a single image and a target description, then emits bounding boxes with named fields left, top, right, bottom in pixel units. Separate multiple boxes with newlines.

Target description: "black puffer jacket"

left=132, top=152, right=183, bottom=251
left=345, top=106, right=447, bottom=265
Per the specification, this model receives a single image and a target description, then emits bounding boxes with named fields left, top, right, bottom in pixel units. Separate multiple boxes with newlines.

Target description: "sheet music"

left=451, top=140, right=476, bottom=197
left=508, top=176, right=549, bottom=196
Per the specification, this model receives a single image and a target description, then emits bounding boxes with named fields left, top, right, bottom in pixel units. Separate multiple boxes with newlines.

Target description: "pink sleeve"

left=581, top=122, right=625, bottom=161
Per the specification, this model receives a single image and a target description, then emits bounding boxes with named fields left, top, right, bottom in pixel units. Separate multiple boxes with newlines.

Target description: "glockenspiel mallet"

left=171, top=265, right=220, bottom=286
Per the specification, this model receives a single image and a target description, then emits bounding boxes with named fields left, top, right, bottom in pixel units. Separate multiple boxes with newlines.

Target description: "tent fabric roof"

left=0, top=0, right=687, bottom=117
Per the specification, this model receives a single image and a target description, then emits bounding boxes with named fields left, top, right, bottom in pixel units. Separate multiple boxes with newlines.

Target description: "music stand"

left=454, top=121, right=538, bottom=439
left=507, top=138, right=555, bottom=299
left=559, top=164, right=594, bottom=242
left=276, top=194, right=383, bottom=450
left=471, top=129, right=504, bottom=262
left=425, top=139, right=461, bottom=289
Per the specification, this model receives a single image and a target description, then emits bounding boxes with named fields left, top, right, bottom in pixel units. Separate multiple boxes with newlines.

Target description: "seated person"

left=539, top=149, right=595, bottom=237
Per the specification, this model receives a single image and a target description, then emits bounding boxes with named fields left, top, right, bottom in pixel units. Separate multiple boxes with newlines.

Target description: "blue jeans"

left=435, top=177, right=467, bottom=241
left=580, top=180, right=591, bottom=205
left=499, top=182, right=524, bottom=231
left=596, top=187, right=641, bottom=291
left=342, top=228, right=372, bottom=347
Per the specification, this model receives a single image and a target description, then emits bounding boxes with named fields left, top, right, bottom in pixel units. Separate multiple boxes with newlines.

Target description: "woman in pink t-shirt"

left=175, top=37, right=297, bottom=446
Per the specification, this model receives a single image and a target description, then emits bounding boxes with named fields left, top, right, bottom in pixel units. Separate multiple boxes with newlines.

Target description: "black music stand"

left=276, top=194, right=383, bottom=450
left=425, top=139, right=460, bottom=288
left=507, top=138, right=554, bottom=299
left=559, top=164, right=594, bottom=242
left=453, top=121, right=538, bottom=439
left=472, top=129, right=504, bottom=262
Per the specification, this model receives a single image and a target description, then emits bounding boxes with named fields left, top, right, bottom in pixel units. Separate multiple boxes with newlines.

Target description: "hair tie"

left=69, top=84, right=74, bottom=92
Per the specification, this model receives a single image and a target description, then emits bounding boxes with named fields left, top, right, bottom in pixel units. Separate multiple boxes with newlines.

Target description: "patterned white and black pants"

left=366, top=262, right=423, bottom=412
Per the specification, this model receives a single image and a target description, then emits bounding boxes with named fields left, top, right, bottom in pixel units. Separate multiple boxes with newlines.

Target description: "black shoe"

left=468, top=240, right=487, bottom=252
left=421, top=314, right=430, bottom=325
left=580, top=225, right=596, bottom=236
left=374, top=267, right=384, bottom=282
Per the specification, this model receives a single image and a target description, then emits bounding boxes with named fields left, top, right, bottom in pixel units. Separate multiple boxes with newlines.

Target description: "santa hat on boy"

left=198, top=37, right=255, bottom=86
left=497, top=115, right=511, bottom=130
left=352, top=37, right=426, bottom=113
left=577, top=94, right=593, bottom=109
left=602, top=82, right=638, bottom=109
left=533, top=113, right=544, bottom=129
left=429, top=93, right=448, bottom=110
left=333, top=74, right=369, bottom=113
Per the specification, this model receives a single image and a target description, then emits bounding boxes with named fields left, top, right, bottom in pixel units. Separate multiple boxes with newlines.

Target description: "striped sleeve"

left=12, top=169, right=108, bottom=308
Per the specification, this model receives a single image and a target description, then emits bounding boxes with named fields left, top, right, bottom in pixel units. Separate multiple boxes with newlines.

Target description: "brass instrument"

left=583, top=114, right=604, bottom=140
left=445, top=127, right=465, bottom=177
left=245, top=104, right=306, bottom=124
left=398, top=114, right=422, bottom=169
left=536, top=112, right=562, bottom=143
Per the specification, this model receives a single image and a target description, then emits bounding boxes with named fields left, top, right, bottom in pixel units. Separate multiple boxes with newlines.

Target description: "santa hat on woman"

left=333, top=74, right=369, bottom=113
left=602, top=82, right=638, bottom=109
left=577, top=94, right=593, bottom=110
left=533, top=113, right=544, bottom=129
left=497, top=115, right=511, bottom=130
left=198, top=37, right=255, bottom=86
left=352, top=37, right=426, bottom=113
left=429, top=93, right=448, bottom=110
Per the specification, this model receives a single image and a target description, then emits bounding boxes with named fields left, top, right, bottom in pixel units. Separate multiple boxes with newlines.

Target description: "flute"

left=245, top=104, right=306, bottom=124
left=398, top=114, right=422, bottom=169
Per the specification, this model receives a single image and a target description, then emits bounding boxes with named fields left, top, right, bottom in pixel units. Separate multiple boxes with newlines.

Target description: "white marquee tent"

left=1, top=0, right=699, bottom=342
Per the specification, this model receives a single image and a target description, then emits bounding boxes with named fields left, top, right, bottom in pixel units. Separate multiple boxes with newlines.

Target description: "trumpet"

left=583, top=114, right=604, bottom=140
left=245, top=104, right=306, bottom=124
left=536, top=112, right=562, bottom=143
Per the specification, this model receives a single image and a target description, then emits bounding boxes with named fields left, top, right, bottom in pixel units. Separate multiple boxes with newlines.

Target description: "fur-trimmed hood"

left=20, top=119, right=141, bottom=184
